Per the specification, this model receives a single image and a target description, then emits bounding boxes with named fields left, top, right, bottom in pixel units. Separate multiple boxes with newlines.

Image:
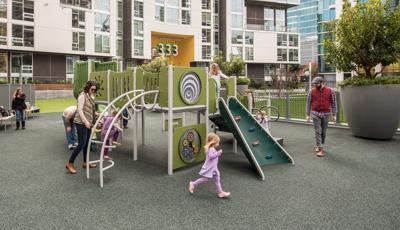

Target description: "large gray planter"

left=237, top=84, right=249, bottom=95
left=341, top=85, right=400, bottom=139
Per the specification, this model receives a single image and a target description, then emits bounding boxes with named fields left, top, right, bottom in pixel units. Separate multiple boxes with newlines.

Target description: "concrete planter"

left=341, top=84, right=400, bottom=139
left=237, top=84, right=248, bottom=95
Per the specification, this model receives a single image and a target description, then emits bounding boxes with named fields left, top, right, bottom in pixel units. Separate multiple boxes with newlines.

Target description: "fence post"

left=335, top=91, right=340, bottom=124
left=285, top=92, right=290, bottom=120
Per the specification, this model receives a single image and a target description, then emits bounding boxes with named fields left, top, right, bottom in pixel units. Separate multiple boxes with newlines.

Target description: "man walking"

left=306, top=77, right=337, bottom=157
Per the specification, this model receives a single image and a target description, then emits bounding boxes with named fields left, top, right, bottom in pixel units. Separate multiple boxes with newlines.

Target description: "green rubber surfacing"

left=218, top=97, right=293, bottom=179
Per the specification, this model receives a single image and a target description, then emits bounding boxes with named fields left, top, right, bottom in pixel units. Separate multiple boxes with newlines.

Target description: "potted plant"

left=324, top=0, right=400, bottom=139
left=236, top=76, right=250, bottom=95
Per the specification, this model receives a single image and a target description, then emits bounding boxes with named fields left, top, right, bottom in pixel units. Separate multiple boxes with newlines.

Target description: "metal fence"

left=0, top=84, right=35, bottom=109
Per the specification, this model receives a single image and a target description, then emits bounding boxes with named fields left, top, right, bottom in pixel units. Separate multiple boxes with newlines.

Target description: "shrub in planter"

left=324, top=0, right=400, bottom=139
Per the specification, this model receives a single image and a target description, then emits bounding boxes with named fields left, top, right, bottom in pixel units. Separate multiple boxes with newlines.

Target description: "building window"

left=12, top=0, right=34, bottom=21
left=245, top=47, right=254, bottom=61
left=0, top=0, right=7, bottom=18
left=202, top=28, right=211, bottom=43
left=182, top=0, right=190, bottom=8
left=264, top=8, right=274, bottom=31
left=289, top=49, right=298, bottom=62
left=264, top=64, right=276, bottom=78
left=231, top=0, right=243, bottom=13
left=66, top=56, right=79, bottom=75
left=72, top=32, right=85, bottom=51
left=231, top=46, right=242, bottom=58
left=72, top=10, right=85, bottom=29
left=202, top=12, right=211, bottom=26
left=276, top=9, right=286, bottom=32
left=95, top=34, right=110, bottom=53
left=202, top=45, right=211, bottom=59
left=245, top=32, right=254, bottom=45
left=117, top=0, right=123, bottom=18
left=134, top=39, right=143, bottom=56
left=0, top=22, right=6, bottom=45
left=134, top=0, right=143, bottom=18
left=117, top=19, right=123, bottom=36
left=60, top=0, right=92, bottom=9
left=214, top=31, right=219, bottom=46
left=94, top=0, right=109, bottom=11
left=155, top=5, right=164, bottom=22
left=182, top=10, right=190, bottom=24
left=12, top=24, right=34, bottom=47
left=277, top=48, right=287, bottom=61
left=289, top=34, right=298, bottom=46
left=0, top=52, right=8, bottom=74
left=231, top=14, right=243, bottom=29
left=134, top=20, right=144, bottom=37
left=202, top=0, right=210, bottom=10
left=11, top=52, right=32, bottom=74
left=166, top=7, right=179, bottom=23
left=117, top=39, right=123, bottom=57
left=277, top=34, right=287, bottom=46
left=231, top=30, right=242, bottom=44
left=94, top=13, right=110, bottom=32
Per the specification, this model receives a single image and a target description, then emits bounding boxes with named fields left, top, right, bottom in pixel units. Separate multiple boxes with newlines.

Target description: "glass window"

left=0, top=0, right=7, bottom=18
left=276, top=9, right=285, bottom=21
left=0, top=22, right=6, bottom=45
left=264, top=20, right=274, bottom=31
left=245, top=32, right=253, bottom=45
left=134, top=39, right=144, bottom=56
left=264, top=64, right=276, bottom=77
left=289, top=49, right=298, bottom=62
left=72, top=10, right=85, bottom=29
left=231, top=30, right=242, bottom=44
left=134, top=0, right=143, bottom=18
left=214, top=0, right=219, bottom=14
left=12, top=24, right=33, bottom=47
left=245, top=47, right=254, bottom=61
left=264, top=8, right=274, bottom=19
left=94, top=0, right=109, bottom=11
left=61, top=0, right=92, bottom=9
left=202, top=12, right=211, bottom=26
left=155, top=5, right=164, bottom=22
left=277, top=48, right=287, bottom=61
left=66, top=56, right=79, bottom=75
left=134, top=20, right=143, bottom=37
left=166, top=7, right=179, bottom=24
left=202, top=45, right=211, bottom=59
left=167, top=0, right=179, bottom=7
left=12, top=0, right=34, bottom=21
left=0, top=52, right=7, bottom=73
left=231, top=0, right=242, bottom=13
left=117, top=0, right=123, bottom=18
left=289, top=34, right=298, bottom=46
left=202, top=28, right=211, bottom=43
left=277, top=34, right=287, bottom=46
left=276, top=20, right=285, bottom=32
left=94, top=34, right=109, bottom=53
left=202, top=0, right=210, bottom=10
left=182, top=0, right=190, bottom=8
left=231, top=14, right=243, bottom=29
left=182, top=10, right=190, bottom=25
left=117, top=39, right=123, bottom=57
left=117, top=19, right=123, bottom=36
left=11, top=52, right=32, bottom=74
left=72, top=32, right=85, bottom=51
left=231, top=46, right=242, bottom=58
left=94, top=13, right=110, bottom=32
left=214, top=31, right=219, bottom=45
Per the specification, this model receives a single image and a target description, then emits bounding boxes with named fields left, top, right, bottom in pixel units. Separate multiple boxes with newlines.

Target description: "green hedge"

left=340, top=76, right=400, bottom=86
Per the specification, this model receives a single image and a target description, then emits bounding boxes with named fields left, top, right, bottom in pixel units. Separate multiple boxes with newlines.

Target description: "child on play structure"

left=256, top=110, right=269, bottom=132
left=188, top=133, right=230, bottom=198
left=101, top=110, right=123, bottom=160
left=209, top=63, right=228, bottom=98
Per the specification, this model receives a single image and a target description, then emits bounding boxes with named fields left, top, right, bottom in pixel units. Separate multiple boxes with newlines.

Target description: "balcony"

left=246, top=24, right=299, bottom=33
left=246, top=0, right=299, bottom=7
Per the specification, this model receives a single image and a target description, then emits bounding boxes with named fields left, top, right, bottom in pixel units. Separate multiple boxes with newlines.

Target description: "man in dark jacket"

left=306, top=77, right=337, bottom=157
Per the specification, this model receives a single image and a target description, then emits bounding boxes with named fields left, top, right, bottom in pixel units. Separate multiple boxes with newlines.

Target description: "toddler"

left=189, top=133, right=230, bottom=198
left=256, top=110, right=269, bottom=132
left=101, top=111, right=123, bottom=160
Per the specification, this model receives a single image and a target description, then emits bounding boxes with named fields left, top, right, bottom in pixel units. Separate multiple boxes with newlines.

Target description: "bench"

left=0, top=114, right=15, bottom=132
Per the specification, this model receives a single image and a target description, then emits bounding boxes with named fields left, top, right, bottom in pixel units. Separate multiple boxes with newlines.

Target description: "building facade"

left=0, top=0, right=122, bottom=83
left=287, top=0, right=318, bottom=65
left=123, top=0, right=301, bottom=82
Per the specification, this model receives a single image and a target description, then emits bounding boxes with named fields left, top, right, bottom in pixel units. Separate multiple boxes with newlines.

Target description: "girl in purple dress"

left=101, top=110, right=122, bottom=160
left=189, top=133, right=230, bottom=198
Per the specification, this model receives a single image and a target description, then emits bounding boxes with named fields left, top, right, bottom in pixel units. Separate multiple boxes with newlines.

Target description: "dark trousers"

left=69, top=123, right=91, bottom=163
left=122, top=108, right=128, bottom=127
left=15, top=109, right=26, bottom=129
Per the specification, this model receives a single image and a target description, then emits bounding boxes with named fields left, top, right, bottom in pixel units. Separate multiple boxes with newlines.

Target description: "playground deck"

left=1, top=112, right=400, bottom=229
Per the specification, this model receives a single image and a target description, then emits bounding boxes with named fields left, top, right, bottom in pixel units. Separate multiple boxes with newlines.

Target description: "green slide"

left=218, top=97, right=294, bottom=180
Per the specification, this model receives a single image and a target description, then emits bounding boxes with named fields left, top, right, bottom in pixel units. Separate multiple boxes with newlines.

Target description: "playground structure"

left=74, top=61, right=294, bottom=187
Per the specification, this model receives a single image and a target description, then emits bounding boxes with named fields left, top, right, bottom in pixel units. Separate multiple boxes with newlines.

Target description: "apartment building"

left=0, top=0, right=122, bottom=83
left=123, top=0, right=301, bottom=82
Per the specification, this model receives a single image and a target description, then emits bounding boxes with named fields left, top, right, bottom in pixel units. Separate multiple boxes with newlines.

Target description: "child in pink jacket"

left=189, top=133, right=230, bottom=198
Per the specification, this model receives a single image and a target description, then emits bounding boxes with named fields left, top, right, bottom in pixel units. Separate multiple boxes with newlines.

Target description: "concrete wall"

left=35, top=90, right=73, bottom=99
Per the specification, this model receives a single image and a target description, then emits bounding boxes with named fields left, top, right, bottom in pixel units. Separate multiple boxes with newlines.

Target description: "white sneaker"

left=68, top=144, right=74, bottom=150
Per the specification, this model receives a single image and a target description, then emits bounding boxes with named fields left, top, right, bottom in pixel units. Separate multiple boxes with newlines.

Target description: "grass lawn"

left=35, top=98, right=76, bottom=113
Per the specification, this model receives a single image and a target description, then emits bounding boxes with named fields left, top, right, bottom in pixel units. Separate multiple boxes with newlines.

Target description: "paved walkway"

left=1, top=112, right=399, bottom=229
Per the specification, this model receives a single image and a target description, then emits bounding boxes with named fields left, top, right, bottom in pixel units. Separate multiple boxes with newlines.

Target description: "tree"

left=228, top=56, right=245, bottom=77
left=142, top=56, right=169, bottom=73
left=212, top=51, right=230, bottom=74
left=324, top=0, right=400, bottom=79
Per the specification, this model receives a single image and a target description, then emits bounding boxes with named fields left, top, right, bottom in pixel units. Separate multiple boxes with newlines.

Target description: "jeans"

left=69, top=123, right=91, bottom=164
left=62, top=116, right=77, bottom=146
left=312, top=114, right=329, bottom=148
left=15, top=109, right=26, bottom=128
left=122, top=108, right=128, bottom=127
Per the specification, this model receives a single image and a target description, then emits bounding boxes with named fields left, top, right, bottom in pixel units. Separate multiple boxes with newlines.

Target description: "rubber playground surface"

left=1, top=112, right=400, bottom=229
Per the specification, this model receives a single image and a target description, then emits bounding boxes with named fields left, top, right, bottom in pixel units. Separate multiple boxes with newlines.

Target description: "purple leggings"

left=102, top=131, right=119, bottom=156
left=192, top=175, right=223, bottom=194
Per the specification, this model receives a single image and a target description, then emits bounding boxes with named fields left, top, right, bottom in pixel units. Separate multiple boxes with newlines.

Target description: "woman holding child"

left=66, top=80, right=99, bottom=174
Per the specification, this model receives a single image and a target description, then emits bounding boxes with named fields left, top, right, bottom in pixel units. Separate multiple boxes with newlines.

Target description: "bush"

left=249, top=78, right=263, bottom=89
left=142, top=56, right=169, bottom=73
left=236, top=76, right=250, bottom=85
left=340, top=76, right=400, bottom=86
